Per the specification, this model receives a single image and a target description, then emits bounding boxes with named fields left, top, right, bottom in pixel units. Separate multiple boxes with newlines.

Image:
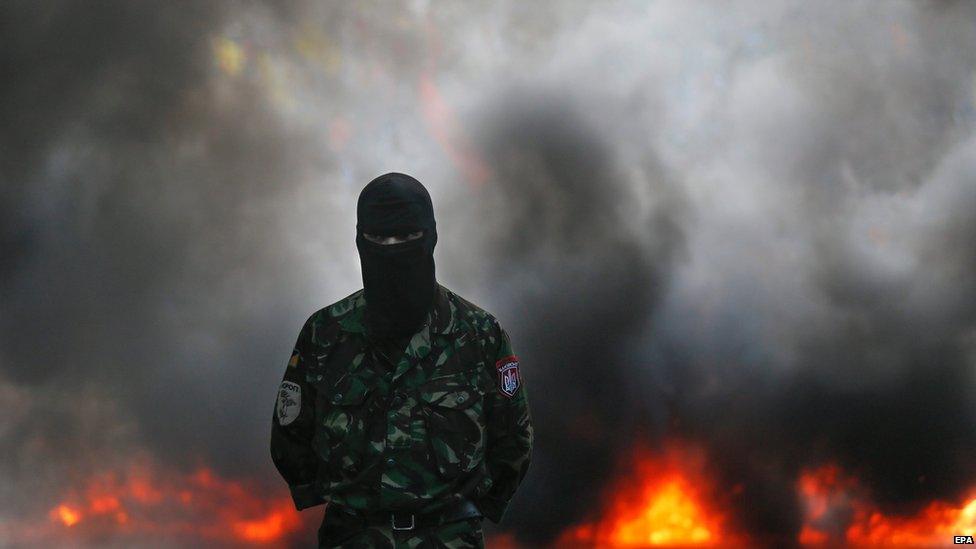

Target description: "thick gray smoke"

left=0, top=1, right=334, bottom=544
left=2, top=1, right=975, bottom=547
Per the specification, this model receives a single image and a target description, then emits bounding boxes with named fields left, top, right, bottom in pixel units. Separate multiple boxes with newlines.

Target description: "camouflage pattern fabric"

left=271, top=284, right=534, bottom=545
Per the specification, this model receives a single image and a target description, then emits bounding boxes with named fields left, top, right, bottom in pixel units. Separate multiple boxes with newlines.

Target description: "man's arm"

left=270, top=317, right=325, bottom=510
left=476, top=320, right=534, bottom=523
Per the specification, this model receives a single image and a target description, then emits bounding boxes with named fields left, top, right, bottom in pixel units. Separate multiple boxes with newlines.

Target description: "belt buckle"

left=391, top=513, right=415, bottom=531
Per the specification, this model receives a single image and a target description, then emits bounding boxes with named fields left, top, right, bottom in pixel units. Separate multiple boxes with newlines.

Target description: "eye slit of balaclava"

left=362, top=230, right=424, bottom=245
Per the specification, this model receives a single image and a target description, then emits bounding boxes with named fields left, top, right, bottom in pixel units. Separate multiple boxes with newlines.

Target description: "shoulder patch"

left=276, top=381, right=301, bottom=425
left=287, top=350, right=300, bottom=368
left=495, top=355, right=521, bottom=398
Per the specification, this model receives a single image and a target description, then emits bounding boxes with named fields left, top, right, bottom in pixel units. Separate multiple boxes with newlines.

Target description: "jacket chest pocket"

left=315, top=375, right=373, bottom=473
left=419, top=372, right=487, bottom=479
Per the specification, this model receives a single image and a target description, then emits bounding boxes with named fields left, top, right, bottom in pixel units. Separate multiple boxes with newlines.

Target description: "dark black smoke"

left=0, top=0, right=330, bottom=529
left=455, top=2, right=976, bottom=546
left=465, top=91, right=687, bottom=542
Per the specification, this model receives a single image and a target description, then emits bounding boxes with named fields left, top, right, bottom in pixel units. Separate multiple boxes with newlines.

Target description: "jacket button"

left=332, top=393, right=343, bottom=403
left=390, top=395, right=403, bottom=407
left=456, top=395, right=466, bottom=403
left=386, top=457, right=396, bottom=467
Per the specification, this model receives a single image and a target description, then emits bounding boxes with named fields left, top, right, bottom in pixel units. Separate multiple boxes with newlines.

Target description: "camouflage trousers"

left=317, top=506, right=485, bottom=548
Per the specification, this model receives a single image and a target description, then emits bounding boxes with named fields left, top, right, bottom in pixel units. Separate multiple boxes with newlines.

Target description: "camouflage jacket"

left=270, top=284, right=533, bottom=524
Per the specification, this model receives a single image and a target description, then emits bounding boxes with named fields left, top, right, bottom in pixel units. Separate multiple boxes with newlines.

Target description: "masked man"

left=271, top=173, right=534, bottom=548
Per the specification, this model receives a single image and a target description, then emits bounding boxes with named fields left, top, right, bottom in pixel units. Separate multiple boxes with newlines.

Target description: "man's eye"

left=363, top=231, right=423, bottom=245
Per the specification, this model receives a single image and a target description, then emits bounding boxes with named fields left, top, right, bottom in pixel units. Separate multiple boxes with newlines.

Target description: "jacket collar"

left=337, top=284, right=456, bottom=336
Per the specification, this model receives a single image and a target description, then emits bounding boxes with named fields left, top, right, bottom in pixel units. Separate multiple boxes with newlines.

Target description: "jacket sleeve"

left=270, top=316, right=325, bottom=510
left=476, top=320, right=534, bottom=523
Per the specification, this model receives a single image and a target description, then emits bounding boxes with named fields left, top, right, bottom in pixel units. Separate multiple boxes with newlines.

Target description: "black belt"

left=342, top=499, right=482, bottom=531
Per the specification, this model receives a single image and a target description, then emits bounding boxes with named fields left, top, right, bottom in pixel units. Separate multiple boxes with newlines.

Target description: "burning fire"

left=799, top=464, right=976, bottom=546
left=560, top=443, right=744, bottom=547
left=609, top=477, right=715, bottom=545
left=51, top=504, right=82, bottom=527
left=559, top=445, right=976, bottom=548
left=34, top=459, right=311, bottom=547
left=27, top=448, right=976, bottom=547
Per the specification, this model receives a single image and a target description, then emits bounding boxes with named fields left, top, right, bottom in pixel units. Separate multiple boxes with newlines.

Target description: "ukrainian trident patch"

left=495, top=355, right=521, bottom=398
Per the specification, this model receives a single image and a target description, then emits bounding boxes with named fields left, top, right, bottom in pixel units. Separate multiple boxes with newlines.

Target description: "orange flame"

left=37, top=459, right=310, bottom=546
left=232, top=499, right=303, bottom=543
left=609, top=476, right=716, bottom=545
left=798, top=464, right=976, bottom=546
left=561, top=443, right=745, bottom=547
left=562, top=449, right=976, bottom=547
left=51, top=504, right=81, bottom=527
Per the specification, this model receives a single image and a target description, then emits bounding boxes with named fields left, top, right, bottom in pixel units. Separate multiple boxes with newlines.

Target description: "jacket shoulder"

left=440, top=286, right=501, bottom=336
left=323, top=289, right=365, bottom=320
left=303, top=289, right=364, bottom=343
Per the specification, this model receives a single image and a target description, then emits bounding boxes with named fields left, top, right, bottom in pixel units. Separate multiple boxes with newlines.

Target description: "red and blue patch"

left=495, top=355, right=521, bottom=398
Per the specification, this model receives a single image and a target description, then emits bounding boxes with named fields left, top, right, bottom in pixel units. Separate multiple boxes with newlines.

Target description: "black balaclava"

left=356, top=172, right=438, bottom=340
